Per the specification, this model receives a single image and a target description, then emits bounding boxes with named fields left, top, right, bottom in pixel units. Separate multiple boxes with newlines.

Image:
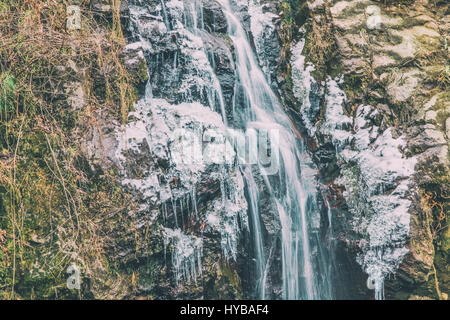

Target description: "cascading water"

left=243, top=167, right=266, bottom=298
left=125, top=0, right=333, bottom=299
left=218, top=0, right=332, bottom=299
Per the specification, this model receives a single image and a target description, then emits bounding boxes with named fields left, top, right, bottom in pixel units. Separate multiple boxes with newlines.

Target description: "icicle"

left=171, top=195, right=179, bottom=228
left=192, top=185, right=198, bottom=217
left=178, top=197, right=184, bottom=227
left=162, top=202, right=168, bottom=221
left=164, top=228, right=203, bottom=285
left=160, top=0, right=171, bottom=31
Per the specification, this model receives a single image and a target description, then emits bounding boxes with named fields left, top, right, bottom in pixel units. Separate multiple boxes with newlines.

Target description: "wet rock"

left=201, top=32, right=236, bottom=121
left=121, top=42, right=148, bottom=96
left=248, top=0, right=281, bottom=87
left=313, top=142, right=340, bottom=181
left=128, top=1, right=233, bottom=115
left=112, top=95, right=249, bottom=298
left=202, top=0, right=228, bottom=33
left=250, top=167, right=281, bottom=238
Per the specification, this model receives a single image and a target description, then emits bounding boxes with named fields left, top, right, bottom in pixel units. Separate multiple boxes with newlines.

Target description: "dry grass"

left=305, top=19, right=335, bottom=70
left=423, top=191, right=448, bottom=242
left=0, top=0, right=136, bottom=299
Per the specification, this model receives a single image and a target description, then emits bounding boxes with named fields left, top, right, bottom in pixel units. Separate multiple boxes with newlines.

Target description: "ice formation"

left=115, top=96, right=249, bottom=282
left=163, top=227, right=203, bottom=284
left=324, top=78, right=416, bottom=299
left=116, top=0, right=250, bottom=283
left=205, top=169, right=248, bottom=261
left=290, top=33, right=417, bottom=299
left=291, top=38, right=322, bottom=137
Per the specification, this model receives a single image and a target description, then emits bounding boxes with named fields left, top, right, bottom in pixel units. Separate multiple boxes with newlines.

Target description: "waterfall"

left=243, top=167, right=266, bottom=298
left=218, top=0, right=331, bottom=299
left=126, top=0, right=333, bottom=299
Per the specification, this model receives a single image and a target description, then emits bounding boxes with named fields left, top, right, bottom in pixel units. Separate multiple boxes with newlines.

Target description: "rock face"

left=113, top=96, right=249, bottom=299
left=272, top=0, right=449, bottom=299
left=104, top=0, right=333, bottom=300
left=101, top=0, right=259, bottom=299
left=126, top=0, right=237, bottom=122
left=78, top=0, right=448, bottom=300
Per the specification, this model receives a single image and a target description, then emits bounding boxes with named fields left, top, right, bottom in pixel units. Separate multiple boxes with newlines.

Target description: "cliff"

left=0, top=0, right=447, bottom=300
